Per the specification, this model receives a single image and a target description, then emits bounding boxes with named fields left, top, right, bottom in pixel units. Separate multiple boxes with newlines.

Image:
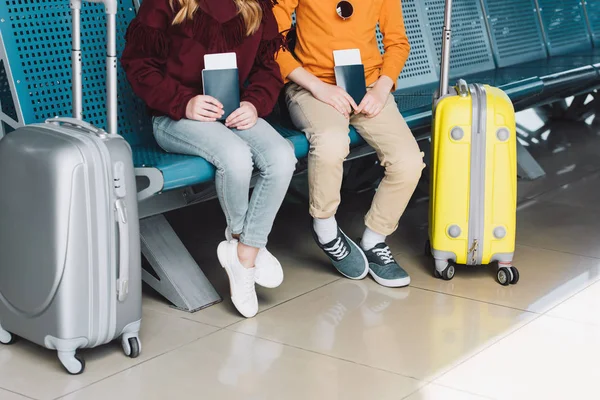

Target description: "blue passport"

left=202, top=68, right=240, bottom=121
left=334, top=64, right=367, bottom=106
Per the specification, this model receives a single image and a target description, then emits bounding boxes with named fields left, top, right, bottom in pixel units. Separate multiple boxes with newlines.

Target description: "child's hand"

left=356, top=76, right=394, bottom=118
left=311, top=81, right=357, bottom=118
left=226, top=101, right=258, bottom=130
left=186, top=95, right=224, bottom=121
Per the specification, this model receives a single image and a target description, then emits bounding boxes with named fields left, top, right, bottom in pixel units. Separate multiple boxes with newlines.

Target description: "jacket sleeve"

left=271, top=0, right=300, bottom=80
left=379, top=0, right=411, bottom=85
left=241, top=6, right=285, bottom=117
left=120, top=0, right=198, bottom=120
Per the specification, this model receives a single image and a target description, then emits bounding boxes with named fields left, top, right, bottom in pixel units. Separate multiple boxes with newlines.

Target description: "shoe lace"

left=373, top=246, right=395, bottom=265
left=242, top=270, right=255, bottom=296
left=324, top=238, right=350, bottom=261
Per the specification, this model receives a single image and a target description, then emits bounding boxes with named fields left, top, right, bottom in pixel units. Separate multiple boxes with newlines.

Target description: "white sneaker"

left=225, top=228, right=284, bottom=289
left=217, top=240, right=258, bottom=318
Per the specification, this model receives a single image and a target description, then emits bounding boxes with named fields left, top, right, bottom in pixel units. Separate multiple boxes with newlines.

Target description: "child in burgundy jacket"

left=122, top=0, right=297, bottom=318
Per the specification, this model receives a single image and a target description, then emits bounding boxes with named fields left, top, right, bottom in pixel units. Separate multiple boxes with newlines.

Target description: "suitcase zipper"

left=82, top=135, right=119, bottom=345
left=467, top=84, right=487, bottom=266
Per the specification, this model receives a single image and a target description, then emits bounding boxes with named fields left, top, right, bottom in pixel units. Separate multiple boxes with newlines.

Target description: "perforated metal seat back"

left=582, top=0, right=600, bottom=47
left=482, top=0, right=547, bottom=68
left=394, top=0, right=439, bottom=90
left=423, top=0, right=496, bottom=79
left=0, top=0, right=154, bottom=146
left=536, top=0, right=592, bottom=55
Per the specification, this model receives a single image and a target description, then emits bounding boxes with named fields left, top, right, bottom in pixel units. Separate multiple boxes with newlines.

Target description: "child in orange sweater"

left=274, top=0, right=424, bottom=287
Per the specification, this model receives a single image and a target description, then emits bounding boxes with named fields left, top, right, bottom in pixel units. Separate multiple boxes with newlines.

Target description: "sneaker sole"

left=217, top=242, right=257, bottom=318
left=256, top=273, right=284, bottom=289
left=368, top=268, right=411, bottom=288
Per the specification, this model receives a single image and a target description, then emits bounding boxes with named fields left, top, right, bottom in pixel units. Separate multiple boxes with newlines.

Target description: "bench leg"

left=140, top=214, right=222, bottom=313
left=517, top=141, right=546, bottom=181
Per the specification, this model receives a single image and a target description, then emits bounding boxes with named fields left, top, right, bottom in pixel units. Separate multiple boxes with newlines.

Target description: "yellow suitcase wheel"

left=434, top=260, right=455, bottom=281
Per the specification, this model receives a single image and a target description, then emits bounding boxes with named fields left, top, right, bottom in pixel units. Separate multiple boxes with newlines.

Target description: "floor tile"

left=142, top=251, right=340, bottom=328
left=0, top=389, right=31, bottom=400
left=0, top=309, right=216, bottom=400
left=397, top=245, right=600, bottom=313
left=436, top=315, right=600, bottom=400
left=547, top=280, right=600, bottom=326
left=540, top=171, right=600, bottom=211
left=403, top=383, right=494, bottom=400
left=516, top=200, right=600, bottom=259
left=59, top=330, right=422, bottom=400
left=143, top=198, right=342, bottom=328
left=516, top=116, right=600, bottom=201
left=230, top=279, right=533, bottom=381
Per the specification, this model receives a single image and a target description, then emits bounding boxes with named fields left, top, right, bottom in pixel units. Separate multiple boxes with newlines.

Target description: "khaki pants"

left=285, top=83, right=425, bottom=235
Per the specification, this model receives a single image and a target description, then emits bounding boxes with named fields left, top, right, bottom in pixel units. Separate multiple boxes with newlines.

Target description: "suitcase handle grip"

left=72, top=0, right=117, bottom=15
left=46, top=117, right=108, bottom=138
left=116, top=199, right=130, bottom=302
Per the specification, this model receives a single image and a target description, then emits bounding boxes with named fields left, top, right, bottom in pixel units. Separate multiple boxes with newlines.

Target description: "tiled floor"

left=3, top=111, right=600, bottom=399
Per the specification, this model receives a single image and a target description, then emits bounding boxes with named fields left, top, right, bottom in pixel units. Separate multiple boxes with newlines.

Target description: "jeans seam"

left=153, top=124, right=238, bottom=229
left=239, top=136, right=272, bottom=246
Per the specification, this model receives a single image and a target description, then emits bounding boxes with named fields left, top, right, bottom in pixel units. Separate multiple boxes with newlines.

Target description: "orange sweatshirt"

left=273, top=0, right=411, bottom=87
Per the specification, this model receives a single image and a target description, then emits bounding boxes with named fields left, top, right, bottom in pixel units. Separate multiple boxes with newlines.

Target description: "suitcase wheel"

left=122, top=336, right=141, bottom=359
left=58, top=351, right=85, bottom=375
left=497, top=265, right=519, bottom=286
left=497, top=266, right=519, bottom=286
left=0, top=329, right=17, bottom=345
left=434, top=260, right=455, bottom=281
left=510, top=266, right=520, bottom=284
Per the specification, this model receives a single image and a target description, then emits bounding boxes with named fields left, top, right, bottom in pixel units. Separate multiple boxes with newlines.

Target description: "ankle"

left=361, top=227, right=386, bottom=250
left=237, top=242, right=258, bottom=269
left=313, top=216, right=338, bottom=244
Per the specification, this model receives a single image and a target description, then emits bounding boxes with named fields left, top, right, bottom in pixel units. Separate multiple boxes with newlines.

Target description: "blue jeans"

left=153, top=117, right=297, bottom=248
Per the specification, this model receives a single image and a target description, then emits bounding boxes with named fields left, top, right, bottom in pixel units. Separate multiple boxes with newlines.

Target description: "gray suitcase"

left=0, top=0, right=142, bottom=375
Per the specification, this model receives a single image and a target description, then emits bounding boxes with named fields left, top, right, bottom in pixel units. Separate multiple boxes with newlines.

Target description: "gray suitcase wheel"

left=122, top=335, right=141, bottom=358
left=0, top=329, right=17, bottom=345
left=58, top=351, right=85, bottom=375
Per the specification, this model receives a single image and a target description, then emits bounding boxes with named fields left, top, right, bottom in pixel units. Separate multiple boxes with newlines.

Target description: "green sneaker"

left=363, top=243, right=411, bottom=287
left=311, top=226, right=369, bottom=280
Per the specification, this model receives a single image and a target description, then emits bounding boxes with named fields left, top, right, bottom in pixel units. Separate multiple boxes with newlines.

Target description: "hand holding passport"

left=333, top=49, right=367, bottom=108
left=202, top=52, right=241, bottom=121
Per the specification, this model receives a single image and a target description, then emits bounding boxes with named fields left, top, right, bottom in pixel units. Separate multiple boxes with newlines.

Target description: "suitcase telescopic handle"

left=439, top=0, right=453, bottom=97
left=70, top=0, right=118, bottom=135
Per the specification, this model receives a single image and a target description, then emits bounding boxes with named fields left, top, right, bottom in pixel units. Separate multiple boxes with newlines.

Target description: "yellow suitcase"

left=427, top=0, right=518, bottom=286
